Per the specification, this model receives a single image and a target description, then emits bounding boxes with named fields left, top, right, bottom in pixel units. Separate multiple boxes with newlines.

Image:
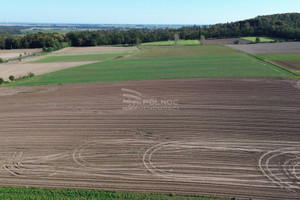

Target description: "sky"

left=1, top=0, right=299, bottom=24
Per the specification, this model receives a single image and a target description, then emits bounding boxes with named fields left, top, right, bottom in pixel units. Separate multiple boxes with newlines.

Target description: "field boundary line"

left=247, top=53, right=300, bottom=78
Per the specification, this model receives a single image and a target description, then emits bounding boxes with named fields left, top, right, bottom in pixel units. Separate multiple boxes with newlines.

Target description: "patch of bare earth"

left=205, top=38, right=250, bottom=45
left=0, top=46, right=139, bottom=80
left=0, top=78, right=299, bottom=200
left=226, top=42, right=300, bottom=54
left=272, top=60, right=300, bottom=71
left=0, top=49, right=42, bottom=60
left=0, top=61, right=95, bottom=81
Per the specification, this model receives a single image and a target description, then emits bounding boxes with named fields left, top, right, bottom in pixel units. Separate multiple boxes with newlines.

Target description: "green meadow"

left=242, top=36, right=288, bottom=42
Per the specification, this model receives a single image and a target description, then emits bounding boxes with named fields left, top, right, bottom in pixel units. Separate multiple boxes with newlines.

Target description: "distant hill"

left=235, top=13, right=300, bottom=38
left=0, top=13, right=299, bottom=50
left=181, top=13, right=300, bottom=40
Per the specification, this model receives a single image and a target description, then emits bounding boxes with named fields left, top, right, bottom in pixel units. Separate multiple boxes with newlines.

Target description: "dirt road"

left=0, top=78, right=299, bottom=200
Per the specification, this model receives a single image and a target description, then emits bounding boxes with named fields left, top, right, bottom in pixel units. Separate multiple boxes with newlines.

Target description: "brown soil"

left=0, top=49, right=42, bottom=60
left=0, top=61, right=96, bottom=81
left=226, top=42, right=300, bottom=54
left=0, top=78, right=299, bottom=200
left=272, top=60, right=300, bottom=71
left=205, top=38, right=250, bottom=45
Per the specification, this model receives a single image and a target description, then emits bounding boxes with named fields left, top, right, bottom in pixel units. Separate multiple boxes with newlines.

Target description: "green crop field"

left=131, top=45, right=238, bottom=59
left=142, top=40, right=200, bottom=46
left=32, top=51, right=138, bottom=63
left=5, top=44, right=298, bottom=87
left=242, top=36, right=287, bottom=43
left=7, top=52, right=297, bottom=86
left=255, top=54, right=300, bottom=60
left=0, top=187, right=229, bottom=200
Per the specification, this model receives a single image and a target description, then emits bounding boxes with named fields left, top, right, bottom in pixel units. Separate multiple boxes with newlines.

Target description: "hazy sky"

left=1, top=0, right=299, bottom=24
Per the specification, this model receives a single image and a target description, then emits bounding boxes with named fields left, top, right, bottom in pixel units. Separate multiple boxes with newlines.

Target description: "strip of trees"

left=0, top=13, right=299, bottom=50
left=0, top=32, right=70, bottom=52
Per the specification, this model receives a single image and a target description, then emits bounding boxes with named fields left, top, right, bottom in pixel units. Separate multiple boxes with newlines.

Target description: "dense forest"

left=181, top=13, right=300, bottom=40
left=0, top=13, right=299, bottom=50
left=66, top=13, right=300, bottom=46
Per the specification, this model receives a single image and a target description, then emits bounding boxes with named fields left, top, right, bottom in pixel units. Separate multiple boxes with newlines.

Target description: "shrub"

left=234, top=40, right=240, bottom=44
left=9, top=75, right=15, bottom=81
left=255, top=37, right=261, bottom=43
left=15, top=72, right=35, bottom=81
left=0, top=58, right=4, bottom=63
left=0, top=78, right=4, bottom=85
left=18, top=54, right=23, bottom=61
left=27, top=72, right=35, bottom=77
left=200, top=35, right=205, bottom=45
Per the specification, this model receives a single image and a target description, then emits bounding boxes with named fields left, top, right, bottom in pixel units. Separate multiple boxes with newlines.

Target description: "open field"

left=0, top=49, right=42, bottom=60
left=0, top=46, right=140, bottom=81
left=32, top=52, right=137, bottom=63
left=0, top=78, right=299, bottom=200
left=0, top=61, right=96, bottom=81
left=242, top=36, right=287, bottom=43
left=131, top=45, right=238, bottom=59
left=226, top=42, right=300, bottom=54
left=255, top=54, right=300, bottom=73
left=53, top=46, right=139, bottom=54
left=3, top=45, right=298, bottom=86
left=272, top=60, right=300, bottom=72
left=32, top=46, right=139, bottom=63
left=204, top=38, right=250, bottom=45
left=0, top=187, right=224, bottom=200
left=6, top=53, right=297, bottom=86
left=142, top=40, right=200, bottom=46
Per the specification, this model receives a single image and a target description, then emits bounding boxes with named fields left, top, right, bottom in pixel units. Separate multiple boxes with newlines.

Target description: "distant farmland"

left=32, top=50, right=138, bottom=63
left=226, top=42, right=300, bottom=54
left=242, top=36, right=288, bottom=43
left=141, top=40, right=200, bottom=46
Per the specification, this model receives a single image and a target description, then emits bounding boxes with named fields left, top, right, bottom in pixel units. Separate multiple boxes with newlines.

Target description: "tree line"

left=66, top=13, right=300, bottom=46
left=0, top=32, right=70, bottom=52
left=0, top=13, right=299, bottom=50
left=180, top=13, right=300, bottom=40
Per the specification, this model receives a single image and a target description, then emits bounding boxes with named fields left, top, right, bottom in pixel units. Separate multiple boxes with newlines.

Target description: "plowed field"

left=0, top=78, right=299, bottom=200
